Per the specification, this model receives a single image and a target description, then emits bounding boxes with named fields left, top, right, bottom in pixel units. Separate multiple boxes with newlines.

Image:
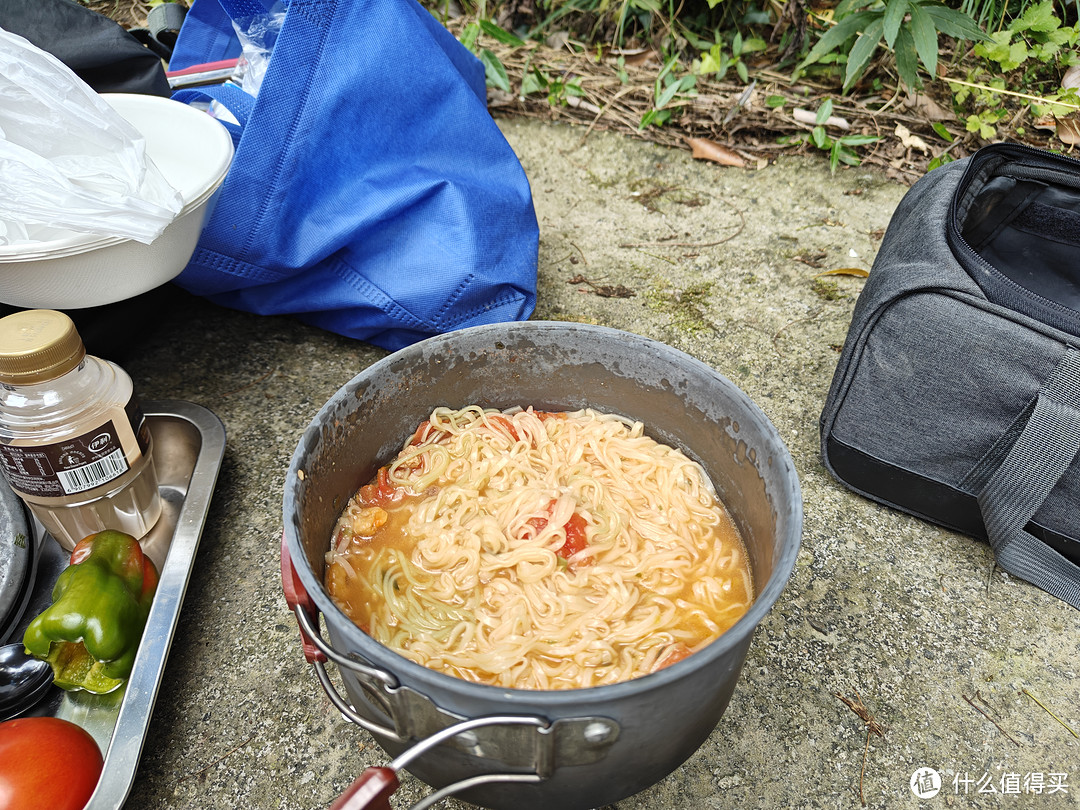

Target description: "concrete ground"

left=114, top=119, right=1077, bottom=810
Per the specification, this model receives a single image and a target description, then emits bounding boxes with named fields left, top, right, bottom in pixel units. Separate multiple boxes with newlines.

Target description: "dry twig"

left=180, top=734, right=257, bottom=784
left=772, top=307, right=824, bottom=355
left=835, top=691, right=885, bottom=806
left=222, top=367, right=277, bottom=397
left=621, top=196, right=745, bottom=248
left=962, top=692, right=1021, bottom=746
left=1021, top=688, right=1080, bottom=739
left=567, top=274, right=635, bottom=298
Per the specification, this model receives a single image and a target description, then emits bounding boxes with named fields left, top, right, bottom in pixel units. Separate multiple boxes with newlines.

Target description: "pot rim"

left=282, top=321, right=803, bottom=707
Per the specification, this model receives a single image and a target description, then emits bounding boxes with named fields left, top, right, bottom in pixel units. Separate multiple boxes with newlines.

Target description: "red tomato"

left=408, top=420, right=429, bottom=446
left=655, top=642, right=694, bottom=670
left=357, top=466, right=402, bottom=506
left=530, top=500, right=590, bottom=565
left=558, top=512, right=589, bottom=560
left=408, top=420, right=448, bottom=447
left=487, top=414, right=520, bottom=441
left=525, top=516, right=548, bottom=534
left=0, top=717, right=103, bottom=810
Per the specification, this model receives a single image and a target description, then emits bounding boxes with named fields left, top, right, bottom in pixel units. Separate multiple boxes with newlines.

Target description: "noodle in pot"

left=325, top=406, right=754, bottom=690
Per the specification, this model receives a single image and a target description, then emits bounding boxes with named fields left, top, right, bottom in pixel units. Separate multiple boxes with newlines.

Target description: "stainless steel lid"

left=0, top=476, right=33, bottom=645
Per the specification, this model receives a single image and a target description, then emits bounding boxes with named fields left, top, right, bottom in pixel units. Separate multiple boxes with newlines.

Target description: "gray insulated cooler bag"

left=820, top=142, right=1080, bottom=610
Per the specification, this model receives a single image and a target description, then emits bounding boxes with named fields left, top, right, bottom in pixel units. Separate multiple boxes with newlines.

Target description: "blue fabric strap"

left=977, top=348, right=1080, bottom=609
left=167, top=0, right=243, bottom=70
left=171, top=83, right=255, bottom=146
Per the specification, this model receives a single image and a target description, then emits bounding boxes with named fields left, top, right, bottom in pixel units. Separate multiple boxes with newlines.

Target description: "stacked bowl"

left=0, top=94, right=233, bottom=309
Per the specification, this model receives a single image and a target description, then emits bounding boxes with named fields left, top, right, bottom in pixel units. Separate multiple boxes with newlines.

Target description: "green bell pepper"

left=23, top=530, right=159, bottom=694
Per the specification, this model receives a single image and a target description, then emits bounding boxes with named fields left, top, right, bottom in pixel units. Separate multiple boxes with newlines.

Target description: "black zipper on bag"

left=947, top=143, right=1080, bottom=338
left=1004, top=165, right=1080, bottom=187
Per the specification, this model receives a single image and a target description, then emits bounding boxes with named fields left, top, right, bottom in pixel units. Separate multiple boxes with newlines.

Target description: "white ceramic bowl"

left=0, top=93, right=234, bottom=309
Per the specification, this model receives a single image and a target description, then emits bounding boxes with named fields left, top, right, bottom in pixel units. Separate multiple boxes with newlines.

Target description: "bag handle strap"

left=975, top=348, right=1080, bottom=609
left=171, top=83, right=256, bottom=146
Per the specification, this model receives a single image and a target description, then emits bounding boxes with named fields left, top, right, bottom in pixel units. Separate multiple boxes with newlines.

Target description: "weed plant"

left=438, top=0, right=1079, bottom=168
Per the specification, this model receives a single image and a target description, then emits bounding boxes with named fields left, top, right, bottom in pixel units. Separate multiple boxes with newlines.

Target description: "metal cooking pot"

left=281, top=322, right=802, bottom=810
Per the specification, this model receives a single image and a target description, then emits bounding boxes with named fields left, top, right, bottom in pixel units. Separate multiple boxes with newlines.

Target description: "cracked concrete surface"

left=115, top=119, right=1077, bottom=810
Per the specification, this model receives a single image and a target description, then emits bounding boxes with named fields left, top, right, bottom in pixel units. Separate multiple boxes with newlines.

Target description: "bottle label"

left=0, top=402, right=148, bottom=499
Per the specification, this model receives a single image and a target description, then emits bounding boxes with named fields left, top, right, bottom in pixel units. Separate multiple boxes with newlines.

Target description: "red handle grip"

left=280, top=531, right=326, bottom=664
left=329, top=767, right=400, bottom=810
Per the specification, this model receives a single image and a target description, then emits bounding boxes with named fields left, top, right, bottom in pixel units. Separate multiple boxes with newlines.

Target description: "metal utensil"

left=0, top=642, right=52, bottom=721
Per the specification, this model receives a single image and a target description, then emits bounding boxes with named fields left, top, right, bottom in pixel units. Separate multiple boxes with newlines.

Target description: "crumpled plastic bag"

left=0, top=26, right=183, bottom=246
left=231, top=2, right=285, bottom=98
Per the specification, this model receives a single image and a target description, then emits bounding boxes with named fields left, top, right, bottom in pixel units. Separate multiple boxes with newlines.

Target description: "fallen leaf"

left=545, top=31, right=570, bottom=50
left=686, top=138, right=746, bottom=167
left=815, top=267, right=869, bottom=278
left=1033, top=113, right=1058, bottom=132
left=1057, top=114, right=1080, bottom=145
left=1063, top=64, right=1080, bottom=90
left=794, top=251, right=827, bottom=268
left=723, top=80, right=757, bottom=125
left=902, top=92, right=952, bottom=121
left=895, top=123, right=930, bottom=154
left=487, top=88, right=516, bottom=108
left=622, top=49, right=660, bottom=67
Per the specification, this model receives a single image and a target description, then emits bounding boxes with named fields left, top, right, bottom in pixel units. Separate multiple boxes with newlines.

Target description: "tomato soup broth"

left=326, top=406, right=753, bottom=690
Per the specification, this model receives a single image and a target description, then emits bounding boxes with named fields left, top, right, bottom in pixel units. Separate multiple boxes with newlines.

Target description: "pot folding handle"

left=330, top=767, right=399, bottom=810
left=328, top=716, right=546, bottom=810
left=279, top=532, right=401, bottom=741
left=329, top=768, right=543, bottom=810
left=281, top=532, right=326, bottom=664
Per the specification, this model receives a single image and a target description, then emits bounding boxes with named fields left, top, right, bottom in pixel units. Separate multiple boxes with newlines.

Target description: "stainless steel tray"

left=10, top=400, right=225, bottom=810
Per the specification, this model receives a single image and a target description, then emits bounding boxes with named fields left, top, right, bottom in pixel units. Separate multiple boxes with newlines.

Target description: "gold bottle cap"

left=0, top=309, right=87, bottom=384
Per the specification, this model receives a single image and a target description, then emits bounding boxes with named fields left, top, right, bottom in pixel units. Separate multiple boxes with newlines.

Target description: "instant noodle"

left=326, top=405, right=753, bottom=690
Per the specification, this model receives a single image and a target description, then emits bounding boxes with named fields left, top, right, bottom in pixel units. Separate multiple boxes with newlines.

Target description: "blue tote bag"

left=170, top=0, right=538, bottom=350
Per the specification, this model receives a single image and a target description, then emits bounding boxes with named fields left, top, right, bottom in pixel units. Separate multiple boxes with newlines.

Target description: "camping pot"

left=281, top=321, right=802, bottom=810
